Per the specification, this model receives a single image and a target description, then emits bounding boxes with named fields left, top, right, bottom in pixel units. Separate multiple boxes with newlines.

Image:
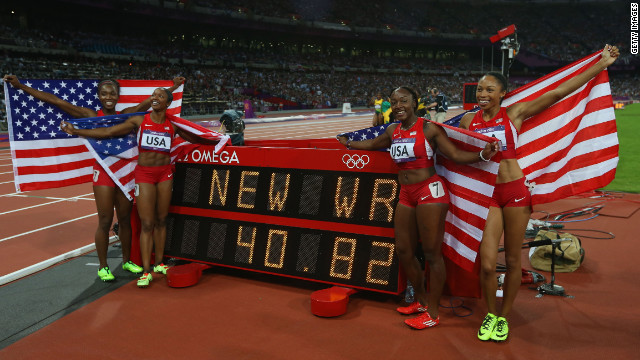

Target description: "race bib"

left=429, top=181, right=445, bottom=198
left=93, top=169, right=100, bottom=183
left=474, top=125, right=507, bottom=151
left=140, top=130, right=171, bottom=152
left=390, top=138, right=416, bottom=163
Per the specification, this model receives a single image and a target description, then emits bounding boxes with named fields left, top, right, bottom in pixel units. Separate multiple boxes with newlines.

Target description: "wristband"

left=479, top=149, right=490, bottom=162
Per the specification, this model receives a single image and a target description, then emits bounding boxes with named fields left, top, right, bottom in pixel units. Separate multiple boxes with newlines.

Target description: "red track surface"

left=1, top=109, right=639, bottom=359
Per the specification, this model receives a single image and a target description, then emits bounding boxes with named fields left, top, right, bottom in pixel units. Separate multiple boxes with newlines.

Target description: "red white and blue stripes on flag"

left=4, top=78, right=227, bottom=199
left=505, top=50, right=618, bottom=205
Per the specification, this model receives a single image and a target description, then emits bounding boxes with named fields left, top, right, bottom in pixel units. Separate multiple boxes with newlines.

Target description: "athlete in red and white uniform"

left=135, top=113, right=176, bottom=185
left=390, top=116, right=449, bottom=208
left=61, top=86, right=224, bottom=288
left=459, top=44, right=619, bottom=342
left=338, top=86, right=498, bottom=330
left=467, top=107, right=530, bottom=208
left=92, top=109, right=118, bottom=188
left=4, top=75, right=186, bottom=281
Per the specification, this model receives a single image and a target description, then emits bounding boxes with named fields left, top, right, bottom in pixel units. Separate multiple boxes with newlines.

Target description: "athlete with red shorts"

left=338, top=86, right=498, bottom=330
left=460, top=44, right=619, bottom=342
left=467, top=107, right=531, bottom=209
left=4, top=75, right=184, bottom=281
left=61, top=87, right=226, bottom=288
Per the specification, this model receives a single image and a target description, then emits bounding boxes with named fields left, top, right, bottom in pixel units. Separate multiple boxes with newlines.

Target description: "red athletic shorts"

left=398, top=175, right=450, bottom=208
left=490, top=177, right=531, bottom=208
left=134, top=164, right=174, bottom=185
left=92, top=162, right=115, bottom=187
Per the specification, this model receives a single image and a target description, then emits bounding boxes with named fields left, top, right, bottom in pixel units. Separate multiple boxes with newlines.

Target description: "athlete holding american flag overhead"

left=3, top=74, right=185, bottom=282
left=463, top=44, right=620, bottom=343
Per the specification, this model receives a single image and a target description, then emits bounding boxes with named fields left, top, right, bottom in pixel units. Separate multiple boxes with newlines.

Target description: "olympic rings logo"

left=342, top=154, right=370, bottom=169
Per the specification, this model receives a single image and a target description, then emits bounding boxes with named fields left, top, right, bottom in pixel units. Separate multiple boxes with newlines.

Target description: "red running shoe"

left=396, top=301, right=428, bottom=315
left=404, top=312, right=440, bottom=329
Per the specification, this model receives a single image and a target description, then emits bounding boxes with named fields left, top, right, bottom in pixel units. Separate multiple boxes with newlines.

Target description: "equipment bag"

left=529, top=230, right=585, bottom=272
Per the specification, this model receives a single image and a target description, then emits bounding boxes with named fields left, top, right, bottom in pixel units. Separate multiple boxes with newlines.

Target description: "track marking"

left=0, top=213, right=97, bottom=243
left=0, top=235, right=118, bottom=285
left=0, top=193, right=95, bottom=216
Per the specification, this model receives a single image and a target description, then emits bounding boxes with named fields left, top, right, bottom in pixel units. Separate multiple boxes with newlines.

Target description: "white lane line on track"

left=0, top=193, right=95, bottom=216
left=0, top=171, right=14, bottom=175
left=0, top=213, right=97, bottom=243
left=0, top=235, right=119, bottom=286
left=0, top=164, right=13, bottom=167
left=0, top=180, right=14, bottom=184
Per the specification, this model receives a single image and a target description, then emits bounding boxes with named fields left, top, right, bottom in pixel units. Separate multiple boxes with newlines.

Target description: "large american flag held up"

left=4, top=79, right=228, bottom=200
left=505, top=50, right=618, bottom=205
left=339, top=50, right=617, bottom=270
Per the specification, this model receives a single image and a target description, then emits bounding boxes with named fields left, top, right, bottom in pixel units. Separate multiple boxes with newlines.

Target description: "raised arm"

left=60, top=115, right=141, bottom=139
left=175, top=126, right=223, bottom=145
left=507, top=44, right=619, bottom=125
left=3, top=75, right=97, bottom=118
left=428, top=123, right=498, bottom=164
left=121, top=77, right=186, bottom=114
left=337, top=124, right=395, bottom=150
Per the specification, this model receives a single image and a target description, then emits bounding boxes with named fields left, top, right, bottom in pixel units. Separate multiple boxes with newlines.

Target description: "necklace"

left=401, top=118, right=417, bottom=130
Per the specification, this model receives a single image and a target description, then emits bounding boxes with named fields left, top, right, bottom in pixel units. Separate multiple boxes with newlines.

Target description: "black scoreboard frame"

left=165, top=144, right=405, bottom=294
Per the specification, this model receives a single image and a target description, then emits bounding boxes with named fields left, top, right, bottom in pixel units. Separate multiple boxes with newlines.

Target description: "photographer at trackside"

left=428, top=88, right=448, bottom=123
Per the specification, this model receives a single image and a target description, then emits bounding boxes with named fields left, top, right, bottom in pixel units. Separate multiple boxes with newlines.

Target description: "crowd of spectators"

left=192, top=0, right=632, bottom=62
left=0, top=0, right=637, bottom=121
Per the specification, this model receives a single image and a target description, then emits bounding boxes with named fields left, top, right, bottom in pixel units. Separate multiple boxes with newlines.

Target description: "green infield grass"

left=603, top=102, right=639, bottom=193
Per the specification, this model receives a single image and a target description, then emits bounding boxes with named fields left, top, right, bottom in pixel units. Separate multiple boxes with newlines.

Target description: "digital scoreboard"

left=165, top=143, right=404, bottom=294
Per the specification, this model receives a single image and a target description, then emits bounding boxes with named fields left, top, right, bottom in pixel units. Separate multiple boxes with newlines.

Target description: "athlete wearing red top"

left=467, top=107, right=528, bottom=208
left=92, top=109, right=118, bottom=187
left=467, top=107, right=517, bottom=159
left=459, top=45, right=619, bottom=342
left=3, top=75, right=188, bottom=282
left=135, top=113, right=176, bottom=185
left=337, top=86, right=498, bottom=330
left=391, top=116, right=448, bottom=207
left=61, top=86, right=224, bottom=288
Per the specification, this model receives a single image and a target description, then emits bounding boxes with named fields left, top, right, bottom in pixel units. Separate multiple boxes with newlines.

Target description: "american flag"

left=339, top=121, right=500, bottom=272
left=505, top=50, right=618, bottom=205
left=4, top=79, right=227, bottom=199
left=338, top=50, right=617, bottom=270
left=69, top=112, right=229, bottom=200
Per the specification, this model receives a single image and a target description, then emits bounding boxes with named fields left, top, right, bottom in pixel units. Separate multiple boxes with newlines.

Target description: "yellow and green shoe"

left=137, top=273, right=152, bottom=288
left=153, top=263, right=169, bottom=275
left=490, top=317, right=509, bottom=342
left=97, top=266, right=115, bottom=282
left=122, top=261, right=143, bottom=274
left=478, top=313, right=498, bottom=341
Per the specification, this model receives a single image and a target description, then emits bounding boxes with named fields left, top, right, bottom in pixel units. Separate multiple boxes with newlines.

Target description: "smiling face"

left=150, top=88, right=172, bottom=111
left=476, top=74, right=506, bottom=110
left=390, top=87, right=417, bottom=122
left=97, top=83, right=119, bottom=111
